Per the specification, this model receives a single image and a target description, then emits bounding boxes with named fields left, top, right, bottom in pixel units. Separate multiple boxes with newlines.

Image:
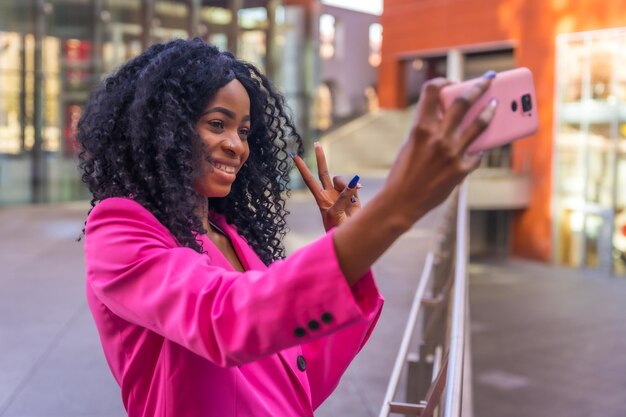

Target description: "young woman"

left=78, top=38, right=495, bottom=416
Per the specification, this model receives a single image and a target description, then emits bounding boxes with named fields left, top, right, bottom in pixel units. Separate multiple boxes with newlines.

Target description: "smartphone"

left=439, top=67, right=538, bottom=154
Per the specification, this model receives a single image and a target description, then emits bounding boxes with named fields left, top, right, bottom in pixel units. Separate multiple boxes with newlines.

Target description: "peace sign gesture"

left=291, top=142, right=361, bottom=232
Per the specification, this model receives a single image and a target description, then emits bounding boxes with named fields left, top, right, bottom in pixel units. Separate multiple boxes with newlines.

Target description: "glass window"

left=554, top=28, right=626, bottom=275
left=238, top=7, right=267, bottom=30
left=368, top=23, right=382, bottom=67
left=319, top=14, right=335, bottom=60
left=239, top=30, right=266, bottom=72
left=154, top=0, right=189, bottom=42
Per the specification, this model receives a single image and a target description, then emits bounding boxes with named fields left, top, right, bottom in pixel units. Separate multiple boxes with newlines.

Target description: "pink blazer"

left=84, top=197, right=384, bottom=417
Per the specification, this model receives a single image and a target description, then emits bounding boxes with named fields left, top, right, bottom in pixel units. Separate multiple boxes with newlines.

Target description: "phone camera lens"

left=511, top=100, right=518, bottom=112
left=521, top=94, right=532, bottom=112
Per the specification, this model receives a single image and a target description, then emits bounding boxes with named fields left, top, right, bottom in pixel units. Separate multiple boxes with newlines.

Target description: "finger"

left=314, top=142, right=333, bottom=190
left=441, top=71, right=495, bottom=137
left=332, top=176, right=348, bottom=193
left=458, top=98, right=498, bottom=153
left=291, top=154, right=324, bottom=197
left=461, top=152, right=484, bottom=173
left=414, top=78, right=453, bottom=124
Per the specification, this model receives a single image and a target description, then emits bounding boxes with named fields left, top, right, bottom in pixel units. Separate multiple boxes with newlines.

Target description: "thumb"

left=331, top=184, right=360, bottom=214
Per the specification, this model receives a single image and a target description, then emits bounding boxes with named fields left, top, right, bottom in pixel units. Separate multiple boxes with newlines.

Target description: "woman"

left=78, top=38, right=495, bottom=416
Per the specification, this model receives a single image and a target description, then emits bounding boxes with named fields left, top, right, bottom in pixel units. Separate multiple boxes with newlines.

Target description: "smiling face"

left=193, top=79, right=251, bottom=198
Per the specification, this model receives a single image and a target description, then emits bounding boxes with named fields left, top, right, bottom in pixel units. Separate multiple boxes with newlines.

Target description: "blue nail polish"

left=482, top=70, right=496, bottom=79
left=288, top=151, right=296, bottom=158
left=348, top=175, right=360, bottom=189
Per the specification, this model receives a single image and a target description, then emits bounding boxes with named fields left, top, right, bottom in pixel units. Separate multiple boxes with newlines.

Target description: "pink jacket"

left=84, top=197, right=384, bottom=417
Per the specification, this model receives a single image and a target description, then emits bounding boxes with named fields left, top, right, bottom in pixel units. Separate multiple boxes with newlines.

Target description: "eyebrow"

left=202, top=106, right=250, bottom=122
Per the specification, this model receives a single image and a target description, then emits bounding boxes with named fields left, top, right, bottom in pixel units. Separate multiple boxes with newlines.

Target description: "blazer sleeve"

left=302, top=272, right=383, bottom=410
left=84, top=197, right=383, bottom=368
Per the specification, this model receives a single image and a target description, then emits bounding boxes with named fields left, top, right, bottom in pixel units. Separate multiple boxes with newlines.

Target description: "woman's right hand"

left=382, top=75, right=497, bottom=225
left=332, top=74, right=497, bottom=284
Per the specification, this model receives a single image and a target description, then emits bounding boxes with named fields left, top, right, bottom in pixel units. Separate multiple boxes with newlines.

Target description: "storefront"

left=554, top=28, right=626, bottom=275
left=0, top=0, right=277, bottom=204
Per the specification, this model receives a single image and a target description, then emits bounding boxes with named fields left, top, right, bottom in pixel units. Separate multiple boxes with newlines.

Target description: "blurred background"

left=1, top=1, right=626, bottom=416
left=1, top=0, right=625, bottom=275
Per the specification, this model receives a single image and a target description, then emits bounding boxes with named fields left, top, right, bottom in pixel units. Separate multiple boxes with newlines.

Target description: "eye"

left=239, top=127, right=250, bottom=138
left=208, top=120, right=224, bottom=130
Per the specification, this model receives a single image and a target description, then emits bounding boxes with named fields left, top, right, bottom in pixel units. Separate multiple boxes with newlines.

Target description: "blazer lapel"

left=211, top=215, right=313, bottom=404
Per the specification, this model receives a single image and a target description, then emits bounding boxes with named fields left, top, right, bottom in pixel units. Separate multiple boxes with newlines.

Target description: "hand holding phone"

left=439, top=67, right=538, bottom=154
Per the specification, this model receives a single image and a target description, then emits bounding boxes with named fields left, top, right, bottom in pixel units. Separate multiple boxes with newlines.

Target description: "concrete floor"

left=1, top=177, right=625, bottom=417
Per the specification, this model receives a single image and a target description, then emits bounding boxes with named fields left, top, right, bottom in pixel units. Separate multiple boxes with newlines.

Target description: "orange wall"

left=380, top=0, right=626, bottom=261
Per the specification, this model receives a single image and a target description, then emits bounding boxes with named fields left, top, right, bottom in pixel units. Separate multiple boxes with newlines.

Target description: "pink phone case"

left=439, top=67, right=538, bottom=154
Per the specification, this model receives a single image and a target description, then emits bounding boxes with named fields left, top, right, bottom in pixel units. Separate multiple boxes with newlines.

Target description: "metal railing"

left=379, top=182, right=471, bottom=417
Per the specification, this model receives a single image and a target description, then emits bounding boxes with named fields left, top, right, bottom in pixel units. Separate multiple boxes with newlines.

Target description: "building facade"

left=0, top=0, right=378, bottom=206
left=379, top=0, right=626, bottom=275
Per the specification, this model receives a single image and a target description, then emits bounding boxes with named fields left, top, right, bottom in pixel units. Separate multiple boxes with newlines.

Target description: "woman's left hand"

left=292, top=142, right=361, bottom=231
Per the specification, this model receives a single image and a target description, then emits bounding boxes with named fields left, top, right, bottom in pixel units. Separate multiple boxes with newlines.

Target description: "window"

left=319, top=14, right=336, bottom=60
left=368, top=23, right=382, bottom=67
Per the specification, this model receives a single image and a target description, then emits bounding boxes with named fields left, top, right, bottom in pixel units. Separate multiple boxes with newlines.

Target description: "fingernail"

left=356, top=183, right=363, bottom=189
left=489, top=98, right=498, bottom=107
left=288, top=151, right=296, bottom=158
left=482, top=70, right=496, bottom=79
left=348, top=175, right=360, bottom=189
left=313, top=141, right=321, bottom=148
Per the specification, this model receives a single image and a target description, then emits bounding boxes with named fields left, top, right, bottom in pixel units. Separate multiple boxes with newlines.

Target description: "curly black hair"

left=77, top=38, right=302, bottom=265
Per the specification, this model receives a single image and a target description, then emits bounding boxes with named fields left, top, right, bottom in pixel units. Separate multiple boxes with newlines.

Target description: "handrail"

left=442, top=181, right=469, bottom=417
left=379, top=181, right=471, bottom=417
left=378, top=252, right=435, bottom=417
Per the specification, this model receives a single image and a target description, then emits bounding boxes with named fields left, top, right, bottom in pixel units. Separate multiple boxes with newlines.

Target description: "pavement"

left=470, top=258, right=626, bottom=417
left=1, top=177, right=626, bottom=417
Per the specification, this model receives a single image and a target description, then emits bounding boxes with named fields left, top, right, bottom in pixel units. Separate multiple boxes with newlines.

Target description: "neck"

left=196, top=197, right=209, bottom=231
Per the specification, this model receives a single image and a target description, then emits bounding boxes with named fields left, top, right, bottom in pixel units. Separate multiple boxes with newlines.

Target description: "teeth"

left=211, top=162, right=236, bottom=174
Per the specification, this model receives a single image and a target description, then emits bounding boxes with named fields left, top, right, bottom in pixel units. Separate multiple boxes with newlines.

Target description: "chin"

left=193, top=184, right=233, bottom=199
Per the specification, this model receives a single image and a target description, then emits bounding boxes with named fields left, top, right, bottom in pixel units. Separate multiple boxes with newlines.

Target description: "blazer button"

left=294, top=327, right=306, bottom=338
left=307, top=320, right=320, bottom=331
left=296, top=355, right=307, bottom=371
left=321, top=312, right=334, bottom=324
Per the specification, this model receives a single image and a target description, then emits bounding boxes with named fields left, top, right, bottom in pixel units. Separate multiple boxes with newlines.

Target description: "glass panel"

left=557, top=208, right=584, bottom=267
left=554, top=28, right=626, bottom=275
left=238, top=7, right=267, bottom=30
left=154, top=0, right=189, bottom=42
left=0, top=2, right=32, bottom=204
left=615, top=53, right=626, bottom=274
left=102, top=0, right=143, bottom=73
left=45, top=0, right=99, bottom=202
left=586, top=123, right=613, bottom=206
left=615, top=207, right=626, bottom=275
left=239, top=30, right=266, bottom=72
left=584, top=214, right=603, bottom=267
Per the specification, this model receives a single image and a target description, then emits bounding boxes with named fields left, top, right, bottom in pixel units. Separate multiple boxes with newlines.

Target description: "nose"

left=222, top=135, right=245, bottom=158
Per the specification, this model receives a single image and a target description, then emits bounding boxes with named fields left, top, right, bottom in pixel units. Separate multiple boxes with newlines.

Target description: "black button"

left=307, top=320, right=320, bottom=331
left=296, top=355, right=307, bottom=371
left=294, top=327, right=306, bottom=338
left=321, top=312, right=334, bottom=324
